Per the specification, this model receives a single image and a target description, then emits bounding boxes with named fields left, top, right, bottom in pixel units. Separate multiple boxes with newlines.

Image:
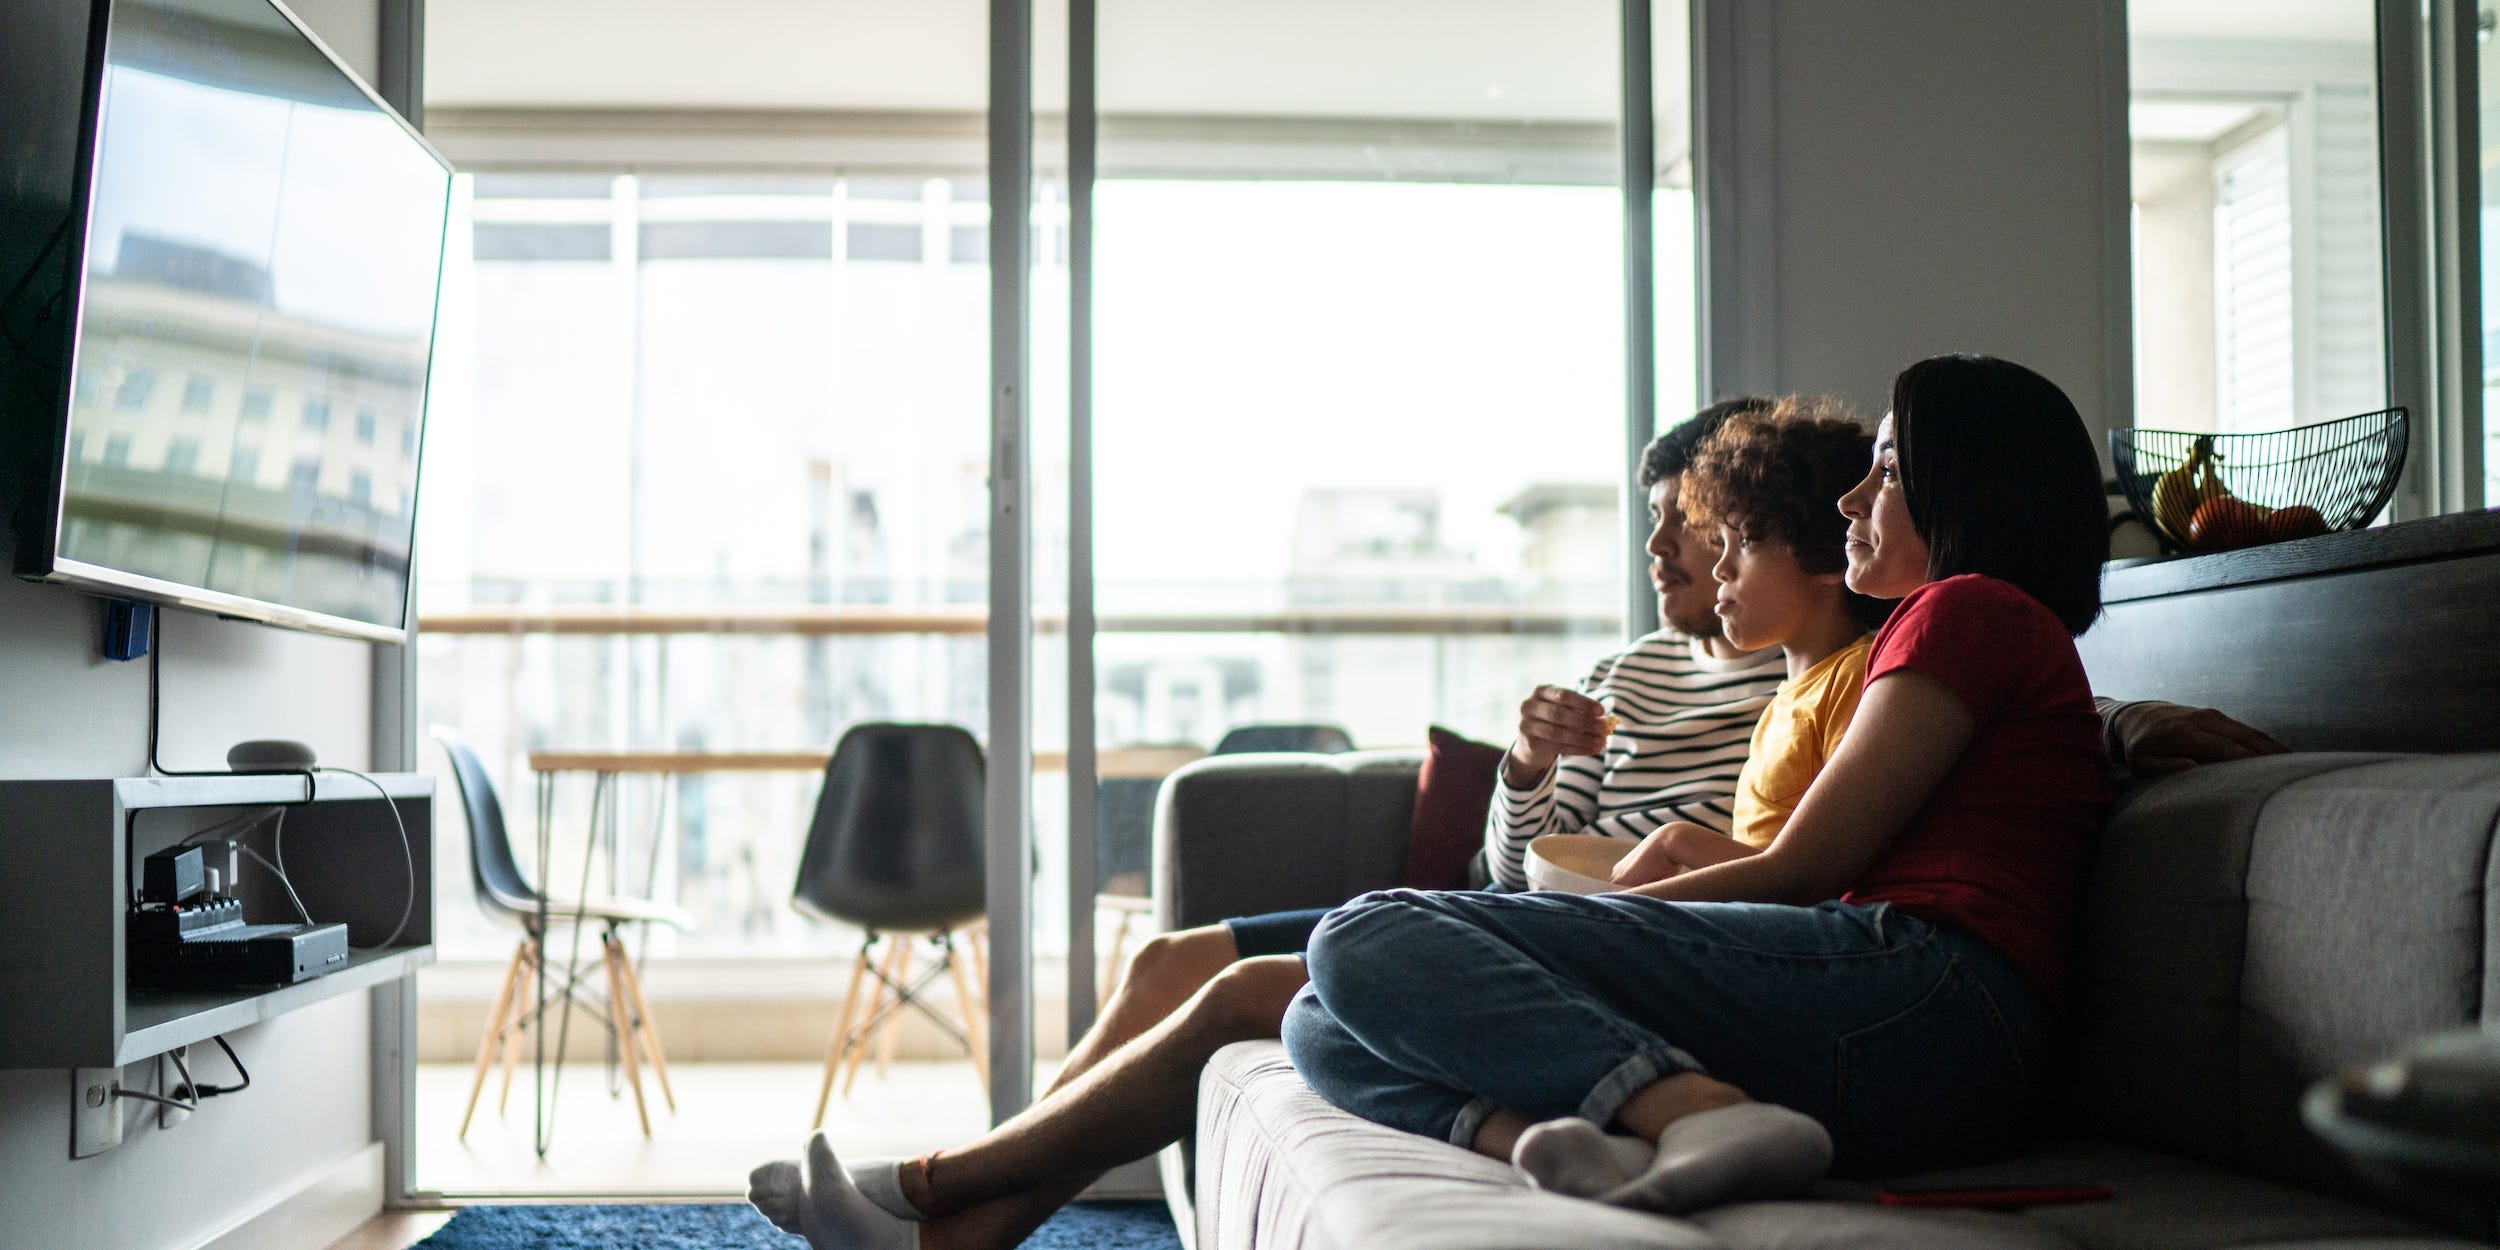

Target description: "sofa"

left=1150, top=743, right=2500, bottom=1250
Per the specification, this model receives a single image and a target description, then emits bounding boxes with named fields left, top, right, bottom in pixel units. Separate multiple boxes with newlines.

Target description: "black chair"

left=1213, top=722, right=1355, bottom=756
left=792, top=721, right=989, bottom=1127
left=433, top=727, right=692, bottom=1141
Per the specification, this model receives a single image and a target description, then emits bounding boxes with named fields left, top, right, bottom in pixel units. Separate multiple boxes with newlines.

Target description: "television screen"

left=36, top=0, right=450, bottom=640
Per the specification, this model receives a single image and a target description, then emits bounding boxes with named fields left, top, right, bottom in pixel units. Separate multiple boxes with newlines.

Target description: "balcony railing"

left=418, top=603, right=1623, bottom=636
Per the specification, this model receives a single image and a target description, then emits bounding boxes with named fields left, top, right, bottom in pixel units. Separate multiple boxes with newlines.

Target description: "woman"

left=1277, top=353, right=2114, bottom=1211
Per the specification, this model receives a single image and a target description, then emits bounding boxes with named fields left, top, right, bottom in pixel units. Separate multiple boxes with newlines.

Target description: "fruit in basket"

left=2150, top=438, right=2219, bottom=541
left=2267, top=505, right=2329, bottom=542
left=2187, top=495, right=2270, bottom=550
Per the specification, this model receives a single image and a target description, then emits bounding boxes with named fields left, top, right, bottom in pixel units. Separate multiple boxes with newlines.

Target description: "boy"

left=1606, top=398, right=1889, bottom=886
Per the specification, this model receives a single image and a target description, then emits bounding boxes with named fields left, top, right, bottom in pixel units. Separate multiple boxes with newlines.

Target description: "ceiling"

left=424, top=0, right=1640, bottom=123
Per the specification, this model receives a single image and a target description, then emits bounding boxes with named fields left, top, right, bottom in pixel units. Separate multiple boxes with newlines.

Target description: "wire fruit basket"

left=2109, top=408, right=2408, bottom=554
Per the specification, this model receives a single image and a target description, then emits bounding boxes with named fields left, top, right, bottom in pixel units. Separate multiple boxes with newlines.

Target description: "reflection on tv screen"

left=56, top=0, right=447, bottom=633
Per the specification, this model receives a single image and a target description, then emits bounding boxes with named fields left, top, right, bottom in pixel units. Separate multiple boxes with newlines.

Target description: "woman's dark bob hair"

left=1891, top=354, right=2106, bottom=635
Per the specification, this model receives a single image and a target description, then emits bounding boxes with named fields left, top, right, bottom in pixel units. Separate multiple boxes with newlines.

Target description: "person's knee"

left=1187, top=955, right=1309, bottom=1042
left=1124, top=926, right=1238, bottom=1007
left=1303, top=891, right=1430, bottom=990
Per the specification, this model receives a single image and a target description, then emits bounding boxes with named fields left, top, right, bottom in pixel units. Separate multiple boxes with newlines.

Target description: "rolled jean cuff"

left=1575, top=1044, right=1704, bottom=1129
left=1449, top=1096, right=1497, bottom=1148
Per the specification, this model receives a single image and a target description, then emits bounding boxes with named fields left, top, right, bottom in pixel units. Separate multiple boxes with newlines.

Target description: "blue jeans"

left=1280, top=889, right=2051, bottom=1179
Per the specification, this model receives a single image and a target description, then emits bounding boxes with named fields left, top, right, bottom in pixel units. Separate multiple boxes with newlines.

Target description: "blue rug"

left=416, top=1200, right=1181, bottom=1249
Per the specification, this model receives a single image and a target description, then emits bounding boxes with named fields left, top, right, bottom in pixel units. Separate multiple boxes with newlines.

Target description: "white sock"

left=1599, top=1102, right=1832, bottom=1214
left=848, top=1156, right=925, bottom=1221
left=747, top=1159, right=807, bottom=1239
left=1513, top=1118, right=1656, bottom=1197
left=749, top=1132, right=921, bottom=1250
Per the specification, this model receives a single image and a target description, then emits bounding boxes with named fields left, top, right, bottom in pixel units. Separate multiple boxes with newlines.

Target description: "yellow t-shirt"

left=1727, top=635, right=1873, bottom=849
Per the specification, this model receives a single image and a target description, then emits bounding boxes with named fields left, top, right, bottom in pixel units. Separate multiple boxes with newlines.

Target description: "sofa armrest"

left=1153, top=749, right=1425, bottom=933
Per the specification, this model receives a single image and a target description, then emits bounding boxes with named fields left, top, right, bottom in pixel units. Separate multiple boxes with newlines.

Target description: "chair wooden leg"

left=496, top=943, right=539, bottom=1114
left=968, top=923, right=989, bottom=1008
left=1099, top=906, right=1134, bottom=1007
left=599, top=931, right=653, bottom=1137
left=459, top=938, right=530, bottom=1140
left=813, top=938, right=876, bottom=1129
left=842, top=936, right=903, bottom=1096
left=874, top=941, right=916, bottom=1081
left=613, top=941, right=675, bottom=1113
left=496, top=945, right=539, bottom=1113
left=943, top=932, right=990, bottom=1099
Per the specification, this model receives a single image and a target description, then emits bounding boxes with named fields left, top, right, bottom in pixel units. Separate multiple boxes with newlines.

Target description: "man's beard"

left=1659, top=592, right=1724, bottom=641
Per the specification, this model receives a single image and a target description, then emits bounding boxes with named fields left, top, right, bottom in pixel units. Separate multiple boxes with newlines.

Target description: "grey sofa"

left=1153, top=747, right=2500, bottom=1250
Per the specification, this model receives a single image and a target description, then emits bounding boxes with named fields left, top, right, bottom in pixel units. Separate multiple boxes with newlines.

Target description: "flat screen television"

left=2, top=0, right=451, bottom=642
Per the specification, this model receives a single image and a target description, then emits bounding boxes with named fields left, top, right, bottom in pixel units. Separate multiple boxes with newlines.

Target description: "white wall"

left=0, top=5, right=391, bottom=1244
left=1702, top=0, right=2131, bottom=452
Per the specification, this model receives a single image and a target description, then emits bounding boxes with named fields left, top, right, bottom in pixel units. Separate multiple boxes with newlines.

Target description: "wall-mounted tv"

left=2, top=0, right=451, bottom=642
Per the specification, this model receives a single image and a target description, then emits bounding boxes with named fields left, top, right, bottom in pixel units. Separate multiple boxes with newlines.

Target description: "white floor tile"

left=416, top=1059, right=1017, bottom=1196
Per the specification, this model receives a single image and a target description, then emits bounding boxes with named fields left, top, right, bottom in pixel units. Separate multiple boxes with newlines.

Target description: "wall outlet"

left=71, top=1067, right=121, bottom=1158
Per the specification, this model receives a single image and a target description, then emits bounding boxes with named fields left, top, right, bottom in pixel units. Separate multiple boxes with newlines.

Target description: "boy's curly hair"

left=1680, top=397, right=1893, bottom=627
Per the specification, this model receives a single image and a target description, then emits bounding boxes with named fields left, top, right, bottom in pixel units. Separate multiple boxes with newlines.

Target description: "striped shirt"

left=1485, top=632, right=1787, bottom=891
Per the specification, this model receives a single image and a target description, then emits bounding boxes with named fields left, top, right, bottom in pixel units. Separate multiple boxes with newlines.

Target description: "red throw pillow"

left=1401, top=725, right=1507, bottom=890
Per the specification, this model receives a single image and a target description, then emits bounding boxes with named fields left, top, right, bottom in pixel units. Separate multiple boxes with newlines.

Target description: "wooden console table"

left=2083, top=509, right=2500, bottom=753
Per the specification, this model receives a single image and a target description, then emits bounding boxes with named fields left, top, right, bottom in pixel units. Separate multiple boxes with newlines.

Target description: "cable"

left=173, top=806, right=278, bottom=849
left=317, top=766, right=414, bottom=951
left=112, top=1086, right=195, bottom=1112
left=123, top=1035, right=251, bottom=1116
left=231, top=843, right=312, bottom=925
left=143, top=626, right=312, bottom=802
left=143, top=641, right=228, bottom=780
left=112, top=1050, right=198, bottom=1113
left=191, top=1036, right=250, bottom=1098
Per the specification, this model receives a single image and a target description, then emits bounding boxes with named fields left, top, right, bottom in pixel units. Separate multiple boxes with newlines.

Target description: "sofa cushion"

left=1154, top=751, right=1423, bottom=932
left=2066, top=753, right=2394, bottom=1163
left=1402, top=727, right=1506, bottom=890
left=2235, top=756, right=2500, bottom=1197
left=1855, top=1139, right=2470, bottom=1250
left=1198, top=1041, right=1724, bottom=1250
left=1203, top=1042, right=2485, bottom=1250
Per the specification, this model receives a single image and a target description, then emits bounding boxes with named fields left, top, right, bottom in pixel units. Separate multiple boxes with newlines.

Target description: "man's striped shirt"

left=1485, top=632, right=1787, bottom=891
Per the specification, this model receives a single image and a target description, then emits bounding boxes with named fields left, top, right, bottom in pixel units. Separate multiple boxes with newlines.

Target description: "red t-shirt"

left=1842, top=574, right=2109, bottom=1001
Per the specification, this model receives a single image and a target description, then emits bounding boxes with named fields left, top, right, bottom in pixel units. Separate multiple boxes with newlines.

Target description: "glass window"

left=303, top=397, right=332, bottom=430
left=115, top=366, right=154, bottom=411
left=181, top=374, right=214, bottom=412
left=2130, top=1, right=2386, bottom=434
left=1085, top=2, right=1637, bottom=973
left=230, top=445, right=259, bottom=483
left=845, top=221, right=922, bottom=262
left=163, top=438, right=199, bottom=475
left=103, top=435, right=131, bottom=467
left=355, top=407, right=378, bottom=444
left=240, top=386, right=273, bottom=420
left=472, top=222, right=611, bottom=262
left=416, top=171, right=990, bottom=962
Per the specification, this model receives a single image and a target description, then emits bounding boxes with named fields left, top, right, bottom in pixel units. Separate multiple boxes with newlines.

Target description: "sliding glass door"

left=1055, top=0, right=1689, bottom=1036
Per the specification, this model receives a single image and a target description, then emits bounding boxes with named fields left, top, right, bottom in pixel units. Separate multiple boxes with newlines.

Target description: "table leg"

left=533, top=771, right=553, bottom=1157
left=546, top=771, right=614, bottom=1150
